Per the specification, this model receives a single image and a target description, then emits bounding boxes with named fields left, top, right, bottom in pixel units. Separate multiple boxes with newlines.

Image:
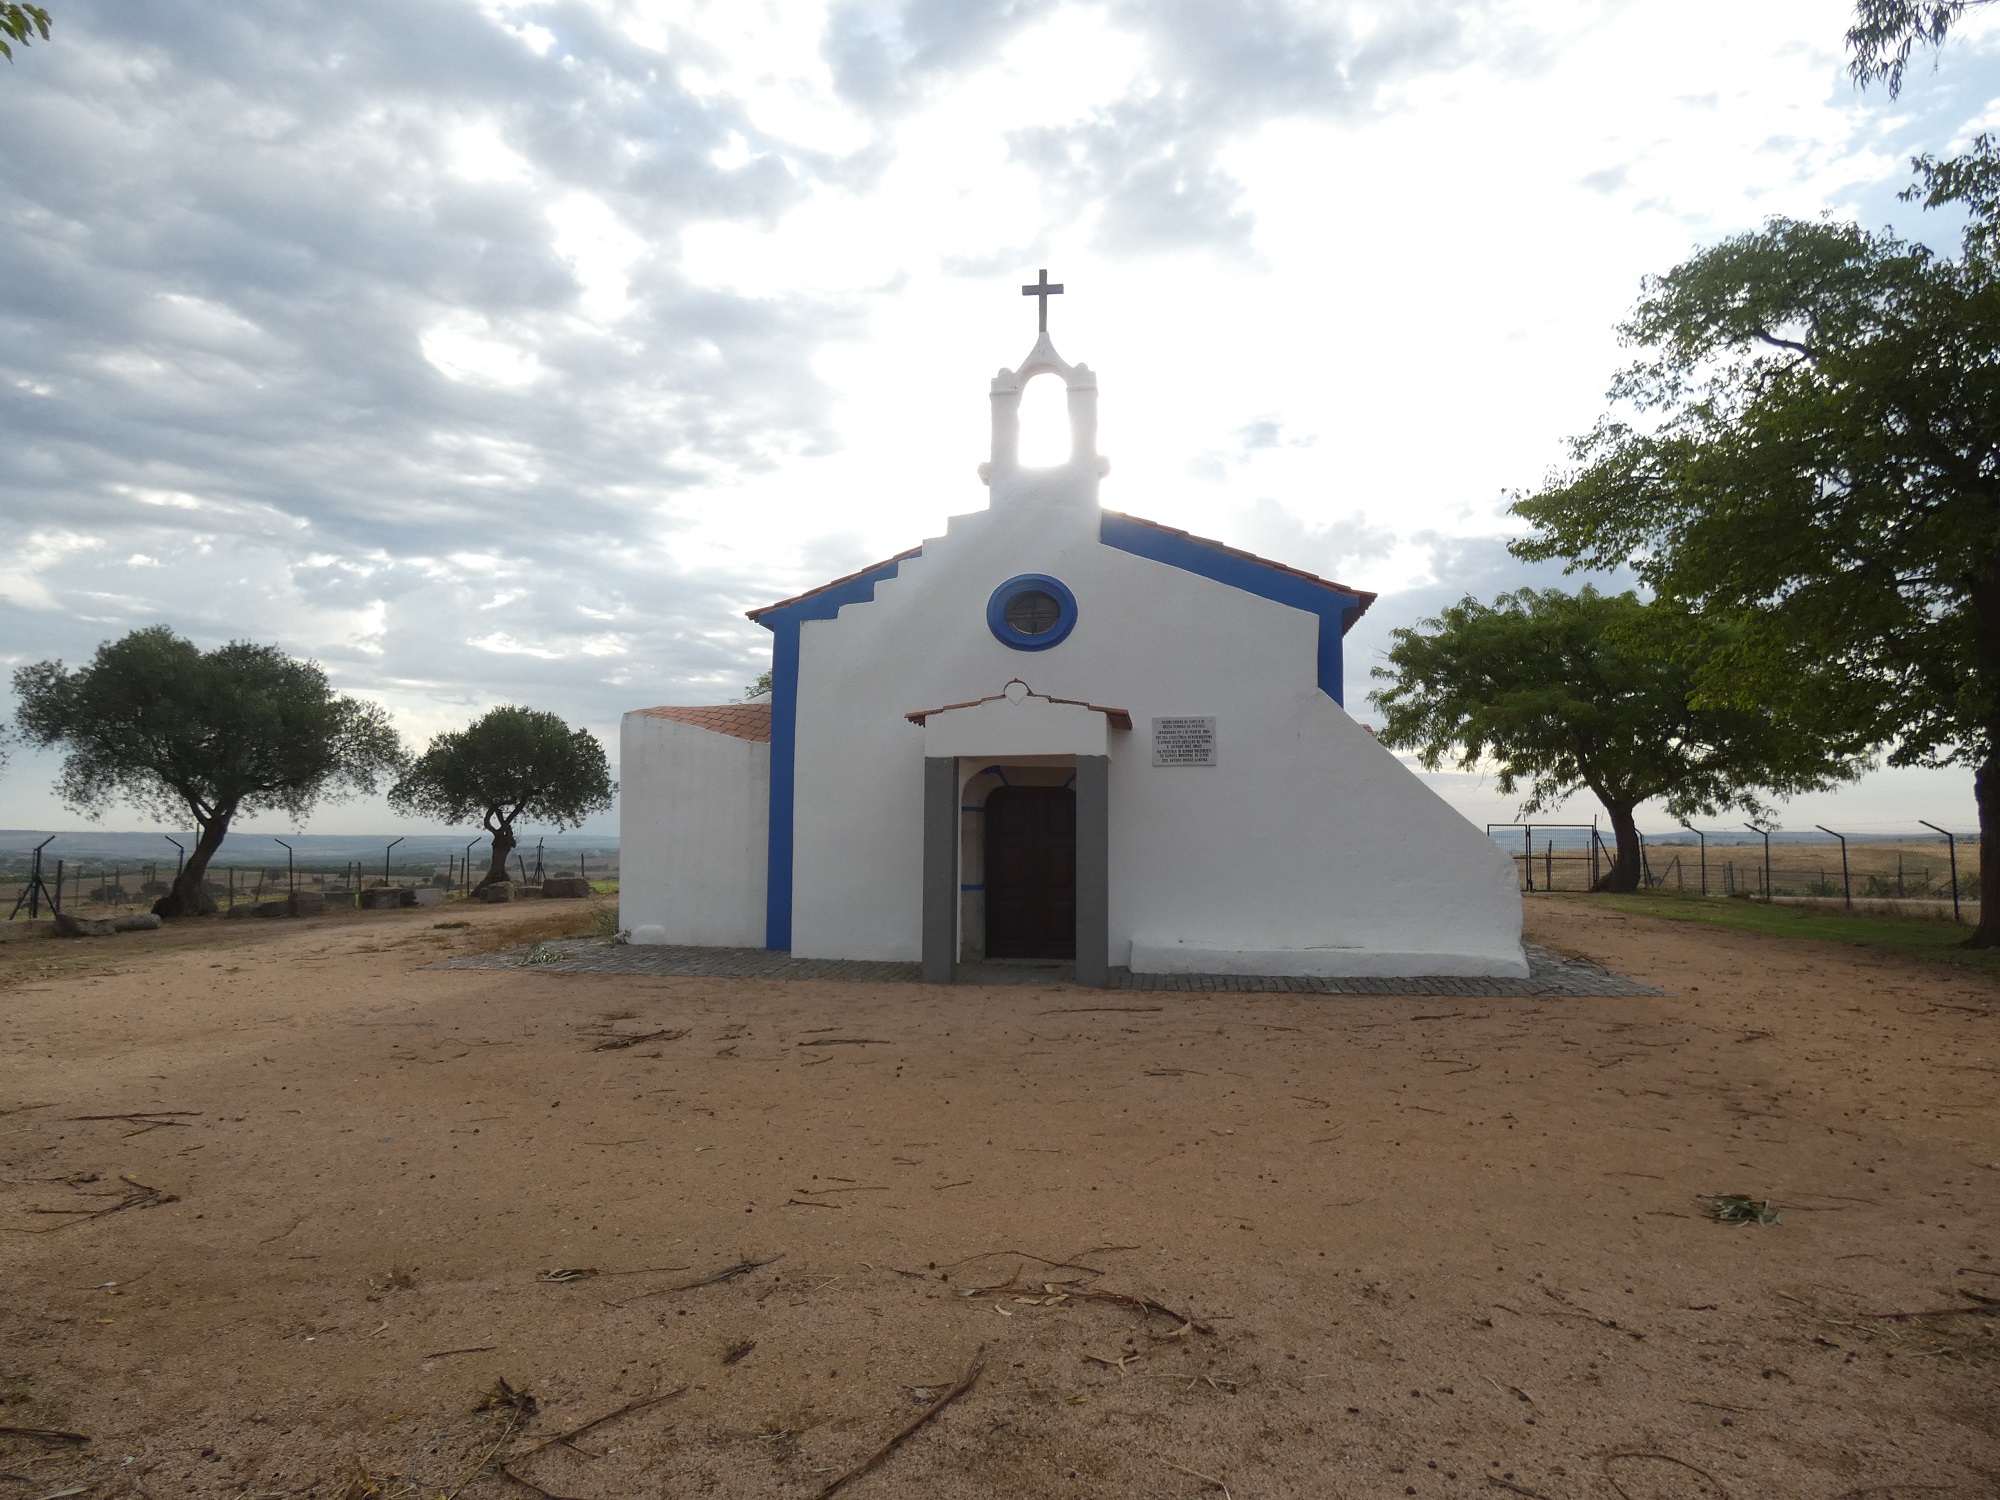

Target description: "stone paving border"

left=438, top=940, right=1663, bottom=997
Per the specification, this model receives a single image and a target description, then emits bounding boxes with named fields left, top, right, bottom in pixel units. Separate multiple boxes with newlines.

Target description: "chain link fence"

left=1488, top=824, right=1980, bottom=915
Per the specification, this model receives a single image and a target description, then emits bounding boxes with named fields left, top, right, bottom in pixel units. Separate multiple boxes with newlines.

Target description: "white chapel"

left=619, top=296, right=1525, bottom=984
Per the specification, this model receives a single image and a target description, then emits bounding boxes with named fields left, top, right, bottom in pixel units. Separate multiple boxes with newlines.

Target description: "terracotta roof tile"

left=631, top=703, right=773, bottom=742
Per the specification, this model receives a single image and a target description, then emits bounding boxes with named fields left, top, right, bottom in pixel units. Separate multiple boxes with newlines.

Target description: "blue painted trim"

left=1099, top=514, right=1362, bottom=702
left=986, top=573, right=1078, bottom=652
left=975, top=765, right=1010, bottom=784
left=752, top=554, right=915, bottom=950
left=960, top=805, right=986, bottom=813
left=960, top=883, right=984, bottom=891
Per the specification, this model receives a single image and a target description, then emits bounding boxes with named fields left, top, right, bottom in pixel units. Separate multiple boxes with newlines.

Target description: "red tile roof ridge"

left=630, top=703, right=773, bottom=742
left=746, top=547, right=924, bottom=622
left=1102, top=508, right=1379, bottom=611
left=906, top=680, right=1133, bottom=732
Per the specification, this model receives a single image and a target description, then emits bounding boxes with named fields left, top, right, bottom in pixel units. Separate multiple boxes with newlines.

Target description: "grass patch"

left=1583, top=889, right=2000, bottom=971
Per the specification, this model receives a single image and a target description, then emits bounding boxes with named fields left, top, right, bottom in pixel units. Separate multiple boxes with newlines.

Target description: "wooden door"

left=984, top=786, right=1077, bottom=959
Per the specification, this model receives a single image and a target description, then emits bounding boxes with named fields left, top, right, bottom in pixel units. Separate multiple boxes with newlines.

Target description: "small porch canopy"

left=906, top=679, right=1131, bottom=987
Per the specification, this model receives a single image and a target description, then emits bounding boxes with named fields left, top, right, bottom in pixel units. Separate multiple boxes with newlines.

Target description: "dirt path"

left=1, top=896, right=1994, bottom=1499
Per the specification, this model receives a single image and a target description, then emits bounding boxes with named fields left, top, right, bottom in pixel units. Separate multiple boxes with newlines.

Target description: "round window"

left=1003, top=589, right=1062, bottom=636
left=986, top=574, right=1078, bottom=652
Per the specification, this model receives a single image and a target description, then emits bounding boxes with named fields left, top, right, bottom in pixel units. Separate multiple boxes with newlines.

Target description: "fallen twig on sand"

left=941, top=1249, right=1111, bottom=1277
left=1603, top=1451, right=1730, bottom=1500
left=1484, top=1478, right=1553, bottom=1499
left=1039, top=1006, right=1163, bottom=1015
left=23, top=1176, right=178, bottom=1231
left=812, top=1348, right=984, bottom=1500
left=513, top=1387, right=687, bottom=1460
left=493, top=1466, right=582, bottom=1500
left=444, top=1404, right=529, bottom=1500
left=540, top=1265, right=690, bottom=1283
left=591, top=1030, right=685, bottom=1051
left=796, top=1038, right=894, bottom=1047
left=614, top=1255, right=782, bottom=1305
left=1061, top=1287, right=1213, bottom=1336
left=0, top=1426, right=89, bottom=1444
left=1159, top=1459, right=1232, bottom=1498
left=1871, top=1302, right=2000, bottom=1320
left=70, top=1110, right=200, bottom=1139
left=424, top=1346, right=498, bottom=1360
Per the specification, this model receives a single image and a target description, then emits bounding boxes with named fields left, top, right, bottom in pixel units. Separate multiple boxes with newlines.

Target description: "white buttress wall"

left=788, top=489, right=1525, bottom=976
left=618, top=714, right=768, bottom=947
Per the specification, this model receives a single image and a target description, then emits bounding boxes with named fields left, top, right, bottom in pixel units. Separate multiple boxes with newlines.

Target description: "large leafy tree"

left=388, top=707, right=613, bottom=889
left=13, top=628, right=405, bottom=918
left=1512, top=141, right=2000, bottom=937
left=0, top=5, right=50, bottom=62
left=1371, top=588, right=1863, bottom=892
left=1848, top=0, right=1993, bottom=93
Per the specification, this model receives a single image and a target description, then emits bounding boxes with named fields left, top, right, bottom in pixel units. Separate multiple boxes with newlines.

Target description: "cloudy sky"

left=1, top=0, right=1994, bottom=839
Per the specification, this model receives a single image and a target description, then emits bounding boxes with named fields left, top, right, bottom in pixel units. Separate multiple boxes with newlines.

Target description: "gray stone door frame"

left=922, top=754, right=1107, bottom=986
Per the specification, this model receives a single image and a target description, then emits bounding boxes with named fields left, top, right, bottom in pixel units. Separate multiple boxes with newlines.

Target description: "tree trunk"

left=1592, top=800, right=1643, bottom=893
left=1968, top=753, right=2000, bottom=946
left=478, top=823, right=517, bottom=891
left=154, top=814, right=230, bottom=919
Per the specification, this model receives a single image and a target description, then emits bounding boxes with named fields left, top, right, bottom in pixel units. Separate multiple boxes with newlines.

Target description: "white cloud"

left=0, top=0, right=1988, bottom=833
left=420, top=317, right=544, bottom=386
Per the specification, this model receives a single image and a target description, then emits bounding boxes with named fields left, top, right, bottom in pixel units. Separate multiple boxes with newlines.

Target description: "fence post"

left=1918, top=820, right=1962, bottom=924
left=1523, top=826, right=1533, bottom=892
left=1743, top=823, right=1773, bottom=901
left=1814, top=826, right=1850, bottom=909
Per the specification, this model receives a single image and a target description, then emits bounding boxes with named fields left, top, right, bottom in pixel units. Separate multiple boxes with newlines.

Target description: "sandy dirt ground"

left=1, top=896, right=1995, bottom=1500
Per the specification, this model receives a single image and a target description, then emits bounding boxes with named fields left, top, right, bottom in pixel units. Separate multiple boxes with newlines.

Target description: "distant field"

left=1581, top=887, right=2000, bottom=970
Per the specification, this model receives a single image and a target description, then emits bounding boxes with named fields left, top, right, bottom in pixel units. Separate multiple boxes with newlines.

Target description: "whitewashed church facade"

left=620, top=319, right=1525, bottom=983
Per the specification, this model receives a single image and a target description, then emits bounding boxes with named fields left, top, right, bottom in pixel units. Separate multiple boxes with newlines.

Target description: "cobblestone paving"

left=439, top=940, right=1663, bottom=997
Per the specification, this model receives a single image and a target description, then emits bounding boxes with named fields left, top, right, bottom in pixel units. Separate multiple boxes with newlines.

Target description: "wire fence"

left=3, top=847, right=620, bottom=921
left=1487, top=823, right=1981, bottom=918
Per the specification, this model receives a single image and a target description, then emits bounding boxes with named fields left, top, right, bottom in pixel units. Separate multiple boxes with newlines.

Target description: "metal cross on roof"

left=1021, top=268, right=1063, bottom=332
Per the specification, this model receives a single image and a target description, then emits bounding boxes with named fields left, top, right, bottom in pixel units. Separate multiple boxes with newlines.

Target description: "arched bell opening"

left=1016, top=372, right=1070, bottom=468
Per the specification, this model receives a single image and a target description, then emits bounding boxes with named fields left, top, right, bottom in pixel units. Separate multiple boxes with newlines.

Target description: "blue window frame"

left=987, top=573, right=1078, bottom=651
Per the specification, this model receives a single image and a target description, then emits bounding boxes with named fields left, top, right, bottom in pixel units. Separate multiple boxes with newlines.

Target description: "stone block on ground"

left=358, top=888, right=416, bottom=911
left=287, top=892, right=328, bottom=917
left=478, top=882, right=514, bottom=903
left=411, top=887, right=445, bottom=906
left=541, top=876, right=592, bottom=899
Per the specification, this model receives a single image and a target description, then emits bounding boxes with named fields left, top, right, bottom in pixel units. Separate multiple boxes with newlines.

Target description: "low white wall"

left=618, top=713, right=768, bottom=947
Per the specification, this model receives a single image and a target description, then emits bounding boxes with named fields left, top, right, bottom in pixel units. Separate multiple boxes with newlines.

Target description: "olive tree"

left=388, top=707, right=613, bottom=889
left=12, top=627, right=404, bottom=918
left=1371, top=588, right=1865, bottom=892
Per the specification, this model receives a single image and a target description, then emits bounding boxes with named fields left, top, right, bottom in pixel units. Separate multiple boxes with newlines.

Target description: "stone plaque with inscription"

left=1152, top=716, right=1217, bottom=767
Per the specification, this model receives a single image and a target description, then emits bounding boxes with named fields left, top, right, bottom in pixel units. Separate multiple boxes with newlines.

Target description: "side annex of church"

left=619, top=322, right=1525, bottom=984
